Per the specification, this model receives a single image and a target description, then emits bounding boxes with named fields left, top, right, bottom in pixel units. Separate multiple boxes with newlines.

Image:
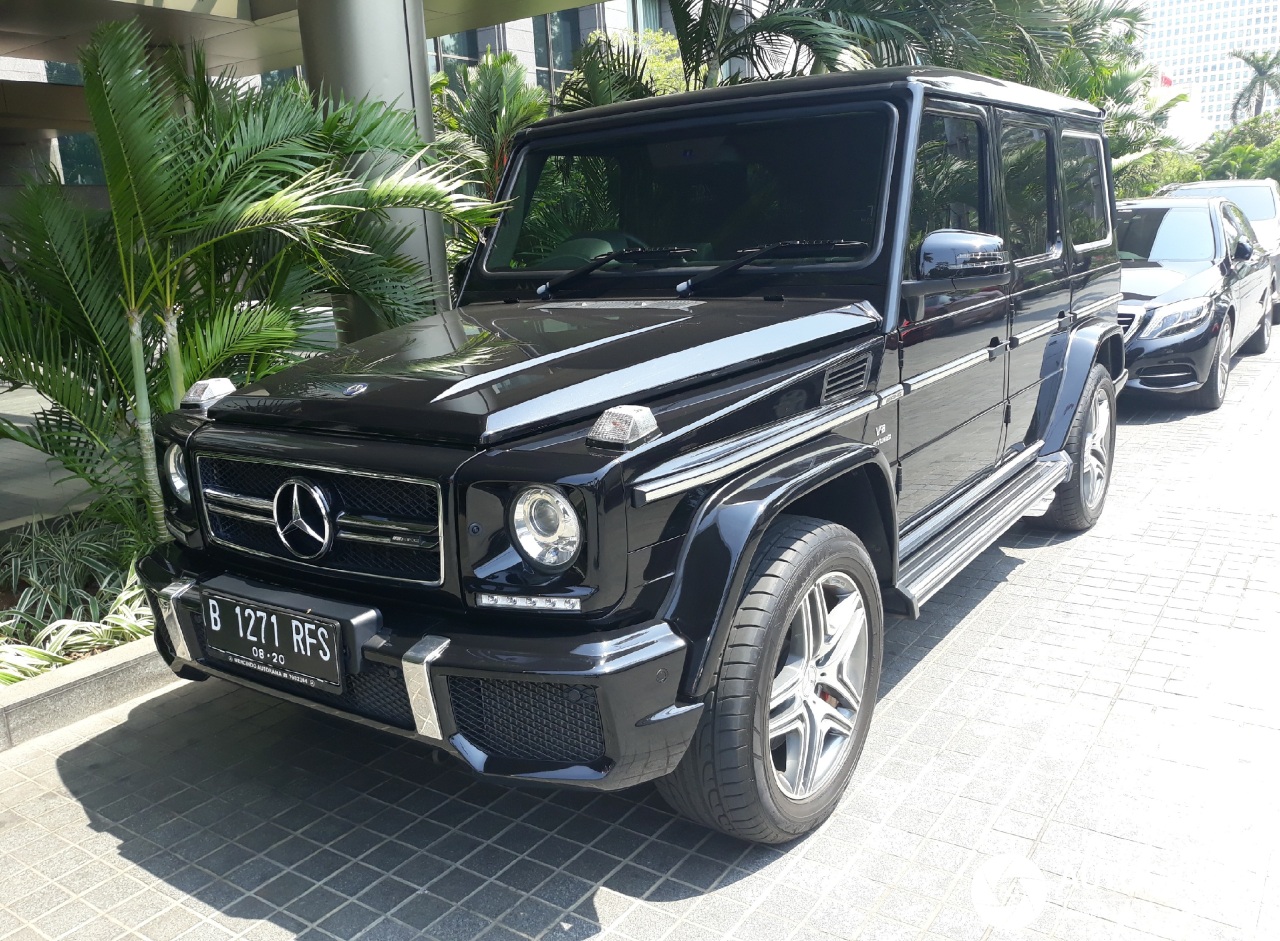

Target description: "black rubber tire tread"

left=656, top=515, right=882, bottom=844
left=1188, top=318, right=1231, bottom=411
left=1243, top=305, right=1270, bottom=355
left=1038, top=363, right=1115, bottom=532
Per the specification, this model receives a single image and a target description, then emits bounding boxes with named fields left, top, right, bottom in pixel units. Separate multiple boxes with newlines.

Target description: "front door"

left=897, top=106, right=1009, bottom=523
left=1223, top=203, right=1270, bottom=342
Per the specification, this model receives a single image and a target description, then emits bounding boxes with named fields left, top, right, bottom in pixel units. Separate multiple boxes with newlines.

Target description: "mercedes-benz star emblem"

left=343, top=383, right=368, bottom=397
left=272, top=478, right=333, bottom=560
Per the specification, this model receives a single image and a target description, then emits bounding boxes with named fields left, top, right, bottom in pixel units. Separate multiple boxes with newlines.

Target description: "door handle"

left=988, top=336, right=1006, bottom=360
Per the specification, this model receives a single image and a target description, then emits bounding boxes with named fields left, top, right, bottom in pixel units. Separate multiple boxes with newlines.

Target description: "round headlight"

left=510, top=486, right=581, bottom=572
left=164, top=445, right=191, bottom=504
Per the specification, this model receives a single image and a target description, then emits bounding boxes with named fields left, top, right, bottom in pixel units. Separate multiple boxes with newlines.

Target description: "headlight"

left=510, top=486, right=581, bottom=572
left=1138, top=297, right=1214, bottom=340
left=164, top=445, right=191, bottom=504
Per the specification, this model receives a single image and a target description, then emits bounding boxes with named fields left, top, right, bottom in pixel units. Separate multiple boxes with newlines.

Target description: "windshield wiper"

left=675, top=240, right=868, bottom=297
left=535, top=247, right=698, bottom=299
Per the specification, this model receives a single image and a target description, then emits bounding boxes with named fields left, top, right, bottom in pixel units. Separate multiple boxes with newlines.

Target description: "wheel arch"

left=1042, top=319, right=1124, bottom=454
left=659, top=436, right=896, bottom=699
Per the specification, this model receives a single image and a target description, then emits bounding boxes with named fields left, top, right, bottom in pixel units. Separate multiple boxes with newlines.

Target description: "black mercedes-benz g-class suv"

left=142, top=68, right=1125, bottom=844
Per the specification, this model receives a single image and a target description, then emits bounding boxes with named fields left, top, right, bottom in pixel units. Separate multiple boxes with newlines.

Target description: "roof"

left=1163, top=179, right=1280, bottom=191
left=531, top=67, right=1103, bottom=133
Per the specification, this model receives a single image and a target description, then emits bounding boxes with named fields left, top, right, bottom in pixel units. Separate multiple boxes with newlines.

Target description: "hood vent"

left=821, top=353, right=871, bottom=403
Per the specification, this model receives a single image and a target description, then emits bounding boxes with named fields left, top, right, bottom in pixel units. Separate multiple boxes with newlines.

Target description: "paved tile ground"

left=2, top=345, right=1280, bottom=941
left=0, top=387, right=89, bottom=528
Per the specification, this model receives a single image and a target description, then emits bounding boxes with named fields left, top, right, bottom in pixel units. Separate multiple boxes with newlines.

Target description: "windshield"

left=1117, top=206, right=1216, bottom=264
left=486, top=108, right=892, bottom=276
left=1172, top=185, right=1277, bottom=221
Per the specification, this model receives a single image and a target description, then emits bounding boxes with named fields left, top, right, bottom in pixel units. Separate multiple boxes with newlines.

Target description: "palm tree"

left=437, top=52, right=548, bottom=200
left=0, top=21, right=495, bottom=542
left=557, top=34, right=660, bottom=111
left=1231, top=50, right=1280, bottom=123
left=668, top=0, right=863, bottom=88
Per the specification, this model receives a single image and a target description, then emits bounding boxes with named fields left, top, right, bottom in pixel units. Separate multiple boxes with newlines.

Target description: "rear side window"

left=1001, top=123, right=1051, bottom=260
left=1060, top=133, right=1110, bottom=248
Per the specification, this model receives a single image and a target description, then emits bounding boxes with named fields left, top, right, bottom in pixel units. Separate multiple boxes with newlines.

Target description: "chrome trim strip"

left=338, top=514, right=438, bottom=537
left=337, top=530, right=436, bottom=548
left=402, top=636, right=451, bottom=740
left=902, top=348, right=989, bottom=393
left=207, top=506, right=274, bottom=525
left=1013, top=318, right=1062, bottom=344
left=194, top=452, right=445, bottom=588
left=204, top=488, right=272, bottom=513
left=633, top=384, right=902, bottom=506
left=157, top=578, right=196, bottom=662
left=900, top=441, right=1044, bottom=558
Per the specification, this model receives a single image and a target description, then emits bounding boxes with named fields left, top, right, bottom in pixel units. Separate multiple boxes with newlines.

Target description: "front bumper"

left=140, top=552, right=701, bottom=791
left=1123, top=317, right=1221, bottom=394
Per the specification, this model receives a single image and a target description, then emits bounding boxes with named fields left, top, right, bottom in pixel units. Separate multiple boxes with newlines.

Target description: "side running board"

left=890, top=453, right=1072, bottom=618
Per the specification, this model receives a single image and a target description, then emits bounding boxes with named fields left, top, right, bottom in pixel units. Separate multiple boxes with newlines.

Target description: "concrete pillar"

left=298, top=0, right=453, bottom=342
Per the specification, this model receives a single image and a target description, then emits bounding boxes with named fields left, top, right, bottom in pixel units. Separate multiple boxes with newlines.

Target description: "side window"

left=1229, top=205, right=1258, bottom=243
left=1060, top=133, right=1110, bottom=248
left=907, top=112, right=989, bottom=278
left=1001, top=123, right=1052, bottom=260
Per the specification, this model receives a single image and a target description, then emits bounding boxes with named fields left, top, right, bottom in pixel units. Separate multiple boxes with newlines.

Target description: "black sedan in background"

left=1117, top=197, right=1272, bottom=410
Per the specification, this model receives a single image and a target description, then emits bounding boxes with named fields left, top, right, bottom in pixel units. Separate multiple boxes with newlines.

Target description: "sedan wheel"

left=769, top=572, right=869, bottom=800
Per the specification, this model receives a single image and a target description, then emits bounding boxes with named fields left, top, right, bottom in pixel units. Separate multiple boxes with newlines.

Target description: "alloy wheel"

left=1217, top=321, right=1233, bottom=400
left=1080, top=385, right=1112, bottom=512
left=768, top=571, right=869, bottom=801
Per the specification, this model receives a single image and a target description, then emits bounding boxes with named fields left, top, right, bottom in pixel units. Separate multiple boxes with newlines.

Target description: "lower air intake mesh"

left=447, top=676, right=606, bottom=765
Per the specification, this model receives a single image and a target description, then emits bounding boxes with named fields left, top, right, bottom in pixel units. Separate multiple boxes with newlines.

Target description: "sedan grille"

left=195, top=454, right=443, bottom=586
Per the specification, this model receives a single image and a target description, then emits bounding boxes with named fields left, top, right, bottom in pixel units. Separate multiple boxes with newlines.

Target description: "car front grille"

left=447, top=676, right=606, bottom=765
left=1117, top=306, right=1143, bottom=340
left=194, top=454, right=442, bottom=586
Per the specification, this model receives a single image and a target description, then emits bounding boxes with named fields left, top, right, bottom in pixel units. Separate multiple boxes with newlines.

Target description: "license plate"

left=202, top=594, right=343, bottom=692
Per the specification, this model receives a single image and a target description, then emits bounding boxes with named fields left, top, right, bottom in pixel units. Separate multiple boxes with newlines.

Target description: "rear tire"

left=656, top=516, right=883, bottom=844
left=1038, top=363, right=1116, bottom=532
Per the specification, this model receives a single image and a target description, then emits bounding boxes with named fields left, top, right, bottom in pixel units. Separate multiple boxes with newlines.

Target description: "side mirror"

left=1234, top=238, right=1254, bottom=262
left=902, top=229, right=1012, bottom=297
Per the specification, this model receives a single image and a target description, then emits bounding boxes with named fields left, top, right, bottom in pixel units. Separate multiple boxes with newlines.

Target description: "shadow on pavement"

left=54, top=548, right=1016, bottom=939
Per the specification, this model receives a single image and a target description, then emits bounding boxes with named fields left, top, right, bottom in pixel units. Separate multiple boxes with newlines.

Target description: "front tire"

left=1038, top=363, right=1116, bottom=532
left=1243, top=292, right=1271, bottom=355
left=1189, top=316, right=1232, bottom=410
left=656, top=516, right=883, bottom=844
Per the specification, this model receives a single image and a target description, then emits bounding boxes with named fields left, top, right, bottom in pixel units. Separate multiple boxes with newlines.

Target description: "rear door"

left=997, top=111, right=1073, bottom=462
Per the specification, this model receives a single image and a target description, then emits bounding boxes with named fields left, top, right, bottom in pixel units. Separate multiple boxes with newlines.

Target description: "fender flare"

left=1041, top=317, right=1124, bottom=455
left=658, top=435, right=895, bottom=699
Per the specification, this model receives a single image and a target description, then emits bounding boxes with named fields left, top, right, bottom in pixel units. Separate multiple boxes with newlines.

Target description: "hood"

left=208, top=298, right=882, bottom=446
left=1121, top=261, right=1223, bottom=307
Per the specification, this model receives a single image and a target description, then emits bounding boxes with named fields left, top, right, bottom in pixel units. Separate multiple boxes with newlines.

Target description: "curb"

left=0, top=636, right=180, bottom=752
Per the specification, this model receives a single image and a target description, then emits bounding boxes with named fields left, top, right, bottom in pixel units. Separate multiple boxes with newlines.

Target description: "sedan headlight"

left=510, top=486, right=581, bottom=572
left=1138, top=297, right=1214, bottom=340
left=164, top=444, right=191, bottom=504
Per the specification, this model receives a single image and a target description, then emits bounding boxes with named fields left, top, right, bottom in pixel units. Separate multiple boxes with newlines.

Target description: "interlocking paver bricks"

left=4, top=349, right=1280, bottom=940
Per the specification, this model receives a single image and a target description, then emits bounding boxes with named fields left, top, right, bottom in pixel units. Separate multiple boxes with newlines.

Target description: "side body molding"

left=659, top=437, right=896, bottom=699
left=1040, top=314, right=1124, bottom=455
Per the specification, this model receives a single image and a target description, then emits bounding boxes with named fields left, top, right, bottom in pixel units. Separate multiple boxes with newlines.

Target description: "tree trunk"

left=163, top=305, right=184, bottom=410
left=129, top=309, right=168, bottom=541
left=1256, top=90, right=1265, bottom=118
